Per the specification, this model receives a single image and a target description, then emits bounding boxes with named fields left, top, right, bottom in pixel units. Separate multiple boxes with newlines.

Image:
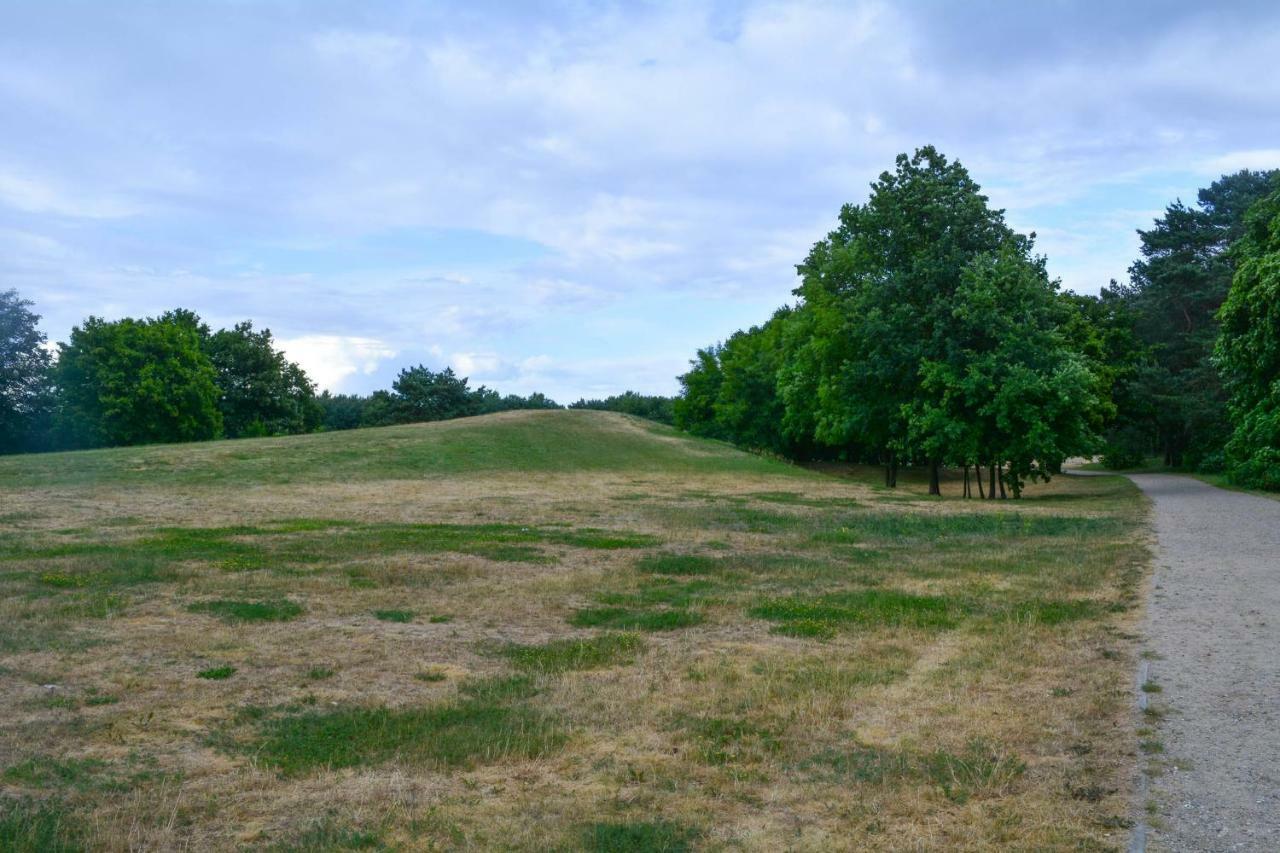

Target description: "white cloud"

left=277, top=335, right=398, bottom=392
left=0, top=170, right=139, bottom=219
left=1200, top=149, right=1280, bottom=175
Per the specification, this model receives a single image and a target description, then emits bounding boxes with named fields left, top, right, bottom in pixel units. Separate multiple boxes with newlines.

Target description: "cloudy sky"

left=3, top=1, right=1278, bottom=400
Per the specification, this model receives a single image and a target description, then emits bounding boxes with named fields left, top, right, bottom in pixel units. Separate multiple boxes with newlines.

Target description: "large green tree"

left=204, top=321, right=322, bottom=437
left=790, top=145, right=1013, bottom=490
left=1121, top=169, right=1279, bottom=467
left=0, top=288, right=54, bottom=454
left=54, top=314, right=223, bottom=448
left=1216, top=188, right=1280, bottom=490
left=913, top=244, right=1104, bottom=497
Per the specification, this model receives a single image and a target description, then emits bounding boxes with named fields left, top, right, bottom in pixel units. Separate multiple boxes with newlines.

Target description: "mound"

left=0, top=410, right=795, bottom=489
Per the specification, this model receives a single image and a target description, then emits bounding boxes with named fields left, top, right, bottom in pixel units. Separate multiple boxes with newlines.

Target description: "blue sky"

left=3, top=1, right=1279, bottom=400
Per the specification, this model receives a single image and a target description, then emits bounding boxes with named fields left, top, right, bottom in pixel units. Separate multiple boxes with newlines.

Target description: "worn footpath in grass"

left=0, top=410, right=1148, bottom=850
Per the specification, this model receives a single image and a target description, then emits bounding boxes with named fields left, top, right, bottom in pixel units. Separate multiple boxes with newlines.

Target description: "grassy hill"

left=0, top=410, right=796, bottom=490
left=0, top=409, right=1147, bottom=850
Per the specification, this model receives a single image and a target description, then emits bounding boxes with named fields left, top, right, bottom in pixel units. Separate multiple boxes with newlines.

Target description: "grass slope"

left=0, top=410, right=794, bottom=489
left=0, top=410, right=1148, bottom=850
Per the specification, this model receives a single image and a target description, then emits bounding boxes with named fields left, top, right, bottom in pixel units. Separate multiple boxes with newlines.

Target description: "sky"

left=2, top=1, right=1279, bottom=401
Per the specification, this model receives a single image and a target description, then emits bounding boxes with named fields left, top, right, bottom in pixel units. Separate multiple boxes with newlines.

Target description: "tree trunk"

left=976, top=464, right=987, bottom=499
left=963, top=465, right=970, bottom=499
left=884, top=451, right=893, bottom=487
left=997, top=465, right=1007, bottom=499
left=928, top=460, right=941, bottom=496
left=988, top=463, right=996, bottom=500
left=890, top=457, right=898, bottom=488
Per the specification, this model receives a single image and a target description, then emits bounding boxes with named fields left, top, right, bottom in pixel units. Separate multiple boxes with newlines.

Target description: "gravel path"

left=1126, top=474, right=1280, bottom=852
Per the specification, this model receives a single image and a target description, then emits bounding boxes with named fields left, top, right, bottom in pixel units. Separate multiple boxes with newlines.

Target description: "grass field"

left=0, top=410, right=1148, bottom=851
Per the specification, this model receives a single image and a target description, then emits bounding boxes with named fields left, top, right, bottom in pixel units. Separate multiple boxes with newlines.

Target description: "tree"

left=390, top=366, right=477, bottom=422
left=791, top=145, right=1013, bottom=489
left=673, top=346, right=725, bottom=438
left=1121, top=169, right=1279, bottom=468
left=1216, top=188, right=1280, bottom=490
left=54, top=315, right=222, bottom=448
left=204, top=321, right=321, bottom=437
left=0, top=289, right=54, bottom=454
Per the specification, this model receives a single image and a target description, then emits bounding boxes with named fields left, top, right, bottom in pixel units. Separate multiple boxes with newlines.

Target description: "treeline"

left=0, top=296, right=676, bottom=454
left=315, top=367, right=560, bottom=432
left=568, top=391, right=675, bottom=425
left=673, top=147, right=1280, bottom=493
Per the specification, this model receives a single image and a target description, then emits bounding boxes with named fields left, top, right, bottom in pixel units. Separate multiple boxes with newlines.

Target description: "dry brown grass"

left=0, top=412, right=1147, bottom=851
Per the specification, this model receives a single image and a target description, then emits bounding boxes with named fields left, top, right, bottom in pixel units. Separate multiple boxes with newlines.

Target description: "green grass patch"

left=750, top=589, right=960, bottom=631
left=811, top=511, right=1125, bottom=546
left=500, top=633, right=644, bottom=673
left=2, top=757, right=118, bottom=792
left=597, top=579, right=720, bottom=609
left=373, top=609, right=414, bottom=623
left=188, top=598, right=303, bottom=623
left=677, top=715, right=782, bottom=765
left=197, top=665, right=237, bottom=680
left=246, top=699, right=565, bottom=775
left=0, top=798, right=84, bottom=852
left=580, top=820, right=699, bottom=853
left=428, top=614, right=453, bottom=624
left=568, top=607, right=703, bottom=632
left=634, top=553, right=720, bottom=576
left=803, top=739, right=1024, bottom=802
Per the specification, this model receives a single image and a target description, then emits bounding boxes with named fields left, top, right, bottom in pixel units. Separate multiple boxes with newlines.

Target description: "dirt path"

left=1126, top=474, right=1280, bottom=851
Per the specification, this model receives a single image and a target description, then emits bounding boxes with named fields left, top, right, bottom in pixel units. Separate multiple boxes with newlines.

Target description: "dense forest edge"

left=3, top=146, right=1278, bottom=491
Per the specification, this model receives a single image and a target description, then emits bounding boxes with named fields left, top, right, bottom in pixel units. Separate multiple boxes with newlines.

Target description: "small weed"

left=428, top=614, right=453, bottom=624
left=1051, top=687, right=1073, bottom=697
left=1140, top=739, right=1165, bottom=755
left=306, top=666, right=335, bottom=681
left=188, top=599, right=303, bottom=623
left=415, top=670, right=447, bottom=683
left=1141, top=681, right=1163, bottom=693
left=373, top=609, right=414, bottom=623
left=501, top=634, right=644, bottom=673
left=197, top=666, right=237, bottom=680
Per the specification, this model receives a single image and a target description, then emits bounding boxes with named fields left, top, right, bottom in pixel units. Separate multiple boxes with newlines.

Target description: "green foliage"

left=1117, top=169, right=1279, bottom=468
left=54, top=313, right=223, bottom=448
left=0, top=288, right=54, bottom=454
left=1216, top=187, right=1280, bottom=489
left=204, top=320, right=322, bottom=438
left=569, top=391, right=674, bottom=424
left=197, top=665, right=237, bottom=680
left=674, top=146, right=1103, bottom=493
